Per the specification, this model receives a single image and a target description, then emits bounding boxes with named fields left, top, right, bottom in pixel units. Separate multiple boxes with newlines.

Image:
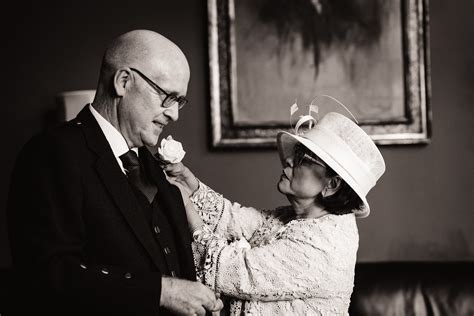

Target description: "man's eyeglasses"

left=130, top=67, right=188, bottom=109
left=293, top=144, right=327, bottom=168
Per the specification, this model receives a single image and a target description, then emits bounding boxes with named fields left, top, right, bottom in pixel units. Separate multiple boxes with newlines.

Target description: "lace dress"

left=190, top=181, right=359, bottom=315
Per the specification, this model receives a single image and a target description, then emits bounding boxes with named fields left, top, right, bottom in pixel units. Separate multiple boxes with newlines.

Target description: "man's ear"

left=322, top=176, right=342, bottom=198
left=113, top=68, right=132, bottom=97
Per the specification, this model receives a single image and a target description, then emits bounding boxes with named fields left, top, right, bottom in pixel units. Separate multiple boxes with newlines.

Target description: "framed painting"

left=208, top=0, right=431, bottom=148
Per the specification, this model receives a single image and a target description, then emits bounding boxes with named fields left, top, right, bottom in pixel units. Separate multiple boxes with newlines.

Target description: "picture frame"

left=208, top=0, right=431, bottom=148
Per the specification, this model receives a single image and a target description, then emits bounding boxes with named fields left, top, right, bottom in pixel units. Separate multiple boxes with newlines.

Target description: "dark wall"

left=1, top=0, right=473, bottom=268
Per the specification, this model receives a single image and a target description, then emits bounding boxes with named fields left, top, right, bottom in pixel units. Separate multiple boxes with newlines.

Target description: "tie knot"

left=119, top=150, right=140, bottom=171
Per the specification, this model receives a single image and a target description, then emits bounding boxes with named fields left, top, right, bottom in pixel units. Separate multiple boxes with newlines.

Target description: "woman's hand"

left=162, top=162, right=199, bottom=197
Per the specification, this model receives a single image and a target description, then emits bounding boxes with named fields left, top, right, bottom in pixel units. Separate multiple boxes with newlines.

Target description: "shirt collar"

left=89, top=104, right=135, bottom=158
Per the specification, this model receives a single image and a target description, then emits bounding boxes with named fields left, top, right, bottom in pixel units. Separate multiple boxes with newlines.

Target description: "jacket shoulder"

left=17, top=119, right=87, bottom=160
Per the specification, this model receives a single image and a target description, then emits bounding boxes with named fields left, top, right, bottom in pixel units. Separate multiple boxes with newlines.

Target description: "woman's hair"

left=317, top=166, right=364, bottom=215
left=295, top=144, right=363, bottom=215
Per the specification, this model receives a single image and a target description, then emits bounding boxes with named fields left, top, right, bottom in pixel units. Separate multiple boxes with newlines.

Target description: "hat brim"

left=277, top=131, right=370, bottom=218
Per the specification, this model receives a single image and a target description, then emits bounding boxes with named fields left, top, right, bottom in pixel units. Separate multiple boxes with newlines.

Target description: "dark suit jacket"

left=7, top=106, right=195, bottom=315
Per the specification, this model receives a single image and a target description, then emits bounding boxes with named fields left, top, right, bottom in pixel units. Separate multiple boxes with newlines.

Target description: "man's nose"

left=164, top=103, right=179, bottom=122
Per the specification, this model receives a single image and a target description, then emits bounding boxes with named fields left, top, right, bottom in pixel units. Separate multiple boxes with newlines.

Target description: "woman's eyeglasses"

left=130, top=67, right=188, bottom=109
left=293, top=145, right=327, bottom=168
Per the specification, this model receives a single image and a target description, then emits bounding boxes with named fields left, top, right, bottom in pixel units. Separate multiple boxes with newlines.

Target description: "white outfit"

left=190, top=182, right=359, bottom=315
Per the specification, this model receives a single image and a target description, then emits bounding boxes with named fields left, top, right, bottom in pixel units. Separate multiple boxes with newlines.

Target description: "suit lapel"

left=76, top=106, right=167, bottom=271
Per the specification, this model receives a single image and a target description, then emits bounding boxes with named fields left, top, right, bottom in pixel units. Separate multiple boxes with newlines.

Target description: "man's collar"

left=88, top=104, right=132, bottom=158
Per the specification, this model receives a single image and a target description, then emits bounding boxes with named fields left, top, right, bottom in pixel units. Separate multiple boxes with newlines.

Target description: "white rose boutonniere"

left=157, top=135, right=186, bottom=164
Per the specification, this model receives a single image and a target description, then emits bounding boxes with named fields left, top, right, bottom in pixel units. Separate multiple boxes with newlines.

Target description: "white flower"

left=157, top=135, right=186, bottom=163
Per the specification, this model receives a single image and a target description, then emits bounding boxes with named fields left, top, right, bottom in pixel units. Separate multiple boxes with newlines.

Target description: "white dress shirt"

left=89, top=104, right=137, bottom=174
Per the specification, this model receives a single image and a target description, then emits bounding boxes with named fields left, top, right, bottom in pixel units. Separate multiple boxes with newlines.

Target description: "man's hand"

left=160, top=277, right=223, bottom=315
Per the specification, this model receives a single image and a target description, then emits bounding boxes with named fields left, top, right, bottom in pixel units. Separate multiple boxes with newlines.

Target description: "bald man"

left=7, top=30, right=222, bottom=316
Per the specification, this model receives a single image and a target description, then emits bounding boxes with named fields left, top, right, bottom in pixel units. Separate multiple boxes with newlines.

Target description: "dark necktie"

left=119, top=150, right=157, bottom=203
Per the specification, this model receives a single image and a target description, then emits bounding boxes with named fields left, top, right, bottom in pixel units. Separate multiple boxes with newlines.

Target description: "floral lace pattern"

left=191, top=181, right=359, bottom=315
left=190, top=180, right=225, bottom=233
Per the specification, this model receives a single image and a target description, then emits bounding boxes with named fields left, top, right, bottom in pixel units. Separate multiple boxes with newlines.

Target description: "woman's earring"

left=321, top=188, right=328, bottom=198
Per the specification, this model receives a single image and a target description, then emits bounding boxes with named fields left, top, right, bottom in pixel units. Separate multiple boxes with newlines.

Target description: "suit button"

left=76, top=121, right=82, bottom=125
left=153, top=226, right=160, bottom=234
left=101, top=268, right=109, bottom=275
left=79, top=263, right=87, bottom=270
left=124, top=272, right=132, bottom=279
left=164, top=247, right=171, bottom=254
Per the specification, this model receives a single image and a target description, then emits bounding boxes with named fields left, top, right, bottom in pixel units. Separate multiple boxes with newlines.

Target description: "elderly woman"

left=165, top=112, right=385, bottom=315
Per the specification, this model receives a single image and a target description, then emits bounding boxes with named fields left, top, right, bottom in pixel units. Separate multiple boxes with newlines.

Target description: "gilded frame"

left=208, top=0, right=431, bottom=148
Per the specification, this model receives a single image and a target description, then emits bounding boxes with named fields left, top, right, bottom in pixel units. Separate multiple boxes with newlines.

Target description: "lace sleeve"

left=193, top=216, right=359, bottom=301
left=190, top=180, right=270, bottom=240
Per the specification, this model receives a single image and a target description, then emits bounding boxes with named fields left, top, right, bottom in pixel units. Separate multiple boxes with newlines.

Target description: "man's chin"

left=143, top=137, right=160, bottom=149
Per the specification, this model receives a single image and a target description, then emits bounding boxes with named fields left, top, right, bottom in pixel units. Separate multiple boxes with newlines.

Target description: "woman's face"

left=277, top=144, right=330, bottom=201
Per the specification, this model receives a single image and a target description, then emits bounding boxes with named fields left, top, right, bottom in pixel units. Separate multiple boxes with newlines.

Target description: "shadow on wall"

left=389, top=230, right=474, bottom=260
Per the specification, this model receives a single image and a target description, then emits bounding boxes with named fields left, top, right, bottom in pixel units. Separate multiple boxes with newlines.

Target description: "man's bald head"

left=96, top=30, right=190, bottom=96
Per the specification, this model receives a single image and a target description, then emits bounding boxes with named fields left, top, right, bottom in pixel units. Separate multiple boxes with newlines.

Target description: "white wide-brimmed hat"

left=277, top=112, right=385, bottom=218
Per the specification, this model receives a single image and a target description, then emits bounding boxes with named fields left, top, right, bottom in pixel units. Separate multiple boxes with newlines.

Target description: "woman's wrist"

left=184, top=168, right=199, bottom=194
left=178, top=167, right=199, bottom=195
left=185, top=201, right=205, bottom=233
